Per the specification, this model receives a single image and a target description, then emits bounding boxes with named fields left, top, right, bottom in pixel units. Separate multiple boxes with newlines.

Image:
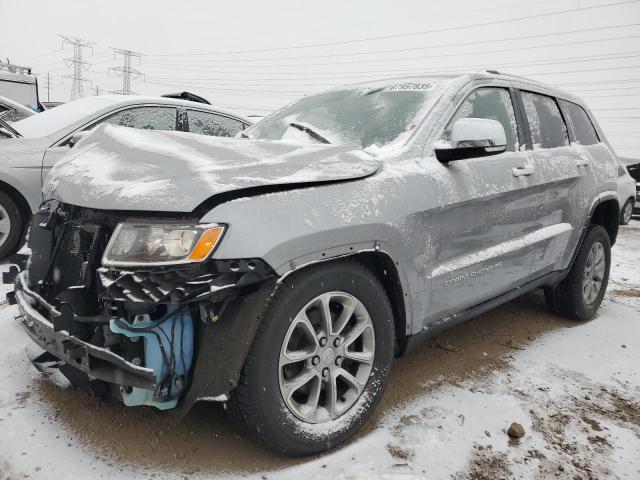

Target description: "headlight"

left=102, top=222, right=225, bottom=267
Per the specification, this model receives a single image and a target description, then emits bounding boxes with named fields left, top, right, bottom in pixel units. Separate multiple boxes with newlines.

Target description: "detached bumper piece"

left=15, top=274, right=156, bottom=391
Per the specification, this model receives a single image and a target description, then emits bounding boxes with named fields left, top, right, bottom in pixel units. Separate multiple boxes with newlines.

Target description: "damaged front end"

left=6, top=204, right=275, bottom=412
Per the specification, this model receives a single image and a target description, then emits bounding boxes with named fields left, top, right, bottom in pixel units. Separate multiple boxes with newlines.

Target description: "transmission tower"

left=59, top=35, right=93, bottom=101
left=109, top=48, right=143, bottom=95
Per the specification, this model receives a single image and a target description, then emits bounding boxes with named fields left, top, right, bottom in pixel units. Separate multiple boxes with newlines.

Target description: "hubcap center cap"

left=322, top=347, right=336, bottom=365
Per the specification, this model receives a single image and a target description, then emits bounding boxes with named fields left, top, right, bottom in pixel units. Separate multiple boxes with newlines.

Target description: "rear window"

left=187, top=110, right=245, bottom=137
left=520, top=91, right=569, bottom=149
left=559, top=100, right=599, bottom=146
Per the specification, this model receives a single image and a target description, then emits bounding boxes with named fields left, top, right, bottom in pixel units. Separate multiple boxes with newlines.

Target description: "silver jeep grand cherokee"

left=7, top=72, right=620, bottom=455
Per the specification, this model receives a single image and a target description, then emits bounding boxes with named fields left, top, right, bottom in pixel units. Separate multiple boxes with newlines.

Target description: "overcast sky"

left=1, top=0, right=639, bottom=157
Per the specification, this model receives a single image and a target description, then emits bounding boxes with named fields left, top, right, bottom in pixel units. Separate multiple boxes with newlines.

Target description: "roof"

left=85, top=94, right=249, bottom=121
left=12, top=94, right=251, bottom=139
left=0, top=71, right=37, bottom=84
left=327, top=71, right=583, bottom=104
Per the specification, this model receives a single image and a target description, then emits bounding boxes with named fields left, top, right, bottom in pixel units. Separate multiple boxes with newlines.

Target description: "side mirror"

left=435, top=118, right=507, bottom=163
left=68, top=130, right=91, bottom=148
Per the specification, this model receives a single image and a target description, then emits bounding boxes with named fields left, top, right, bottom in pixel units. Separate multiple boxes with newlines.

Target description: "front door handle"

left=512, top=165, right=535, bottom=177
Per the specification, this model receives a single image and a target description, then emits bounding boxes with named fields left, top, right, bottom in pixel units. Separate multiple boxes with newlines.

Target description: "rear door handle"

left=512, top=165, right=535, bottom=177
left=575, top=157, right=590, bottom=167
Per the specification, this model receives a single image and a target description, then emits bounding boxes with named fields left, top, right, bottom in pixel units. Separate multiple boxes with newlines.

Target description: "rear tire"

left=620, top=198, right=633, bottom=225
left=547, top=225, right=611, bottom=321
left=227, top=260, right=395, bottom=455
left=0, top=190, right=24, bottom=260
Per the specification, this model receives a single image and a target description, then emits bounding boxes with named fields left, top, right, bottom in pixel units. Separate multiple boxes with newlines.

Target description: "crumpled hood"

left=44, top=124, right=380, bottom=212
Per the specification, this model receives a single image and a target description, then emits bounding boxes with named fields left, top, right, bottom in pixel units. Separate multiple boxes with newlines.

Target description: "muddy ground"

left=3, top=223, right=639, bottom=479
left=12, top=289, right=597, bottom=476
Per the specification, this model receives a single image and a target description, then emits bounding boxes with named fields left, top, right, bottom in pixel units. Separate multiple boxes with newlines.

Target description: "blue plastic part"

left=109, top=307, right=194, bottom=410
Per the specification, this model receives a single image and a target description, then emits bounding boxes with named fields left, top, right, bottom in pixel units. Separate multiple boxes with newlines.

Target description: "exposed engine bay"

left=6, top=203, right=275, bottom=411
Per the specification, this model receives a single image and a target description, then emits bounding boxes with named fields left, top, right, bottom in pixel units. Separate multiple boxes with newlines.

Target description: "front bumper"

left=9, top=204, right=279, bottom=414
left=15, top=271, right=157, bottom=390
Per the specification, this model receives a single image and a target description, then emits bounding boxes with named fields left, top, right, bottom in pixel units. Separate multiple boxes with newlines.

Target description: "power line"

left=568, top=85, right=640, bottom=92
left=144, top=23, right=640, bottom=66
left=138, top=33, right=640, bottom=70
left=109, top=48, right=144, bottom=95
left=580, top=92, right=640, bottom=97
left=143, top=79, right=307, bottom=95
left=147, top=50, right=640, bottom=79
left=59, top=35, right=94, bottom=101
left=147, top=51, right=640, bottom=83
left=144, top=64, right=640, bottom=89
left=15, top=48, right=63, bottom=62
left=554, top=77, right=640, bottom=86
left=145, top=0, right=640, bottom=56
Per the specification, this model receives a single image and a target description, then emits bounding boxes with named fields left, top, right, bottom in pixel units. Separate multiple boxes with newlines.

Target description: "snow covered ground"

left=1, top=222, right=639, bottom=480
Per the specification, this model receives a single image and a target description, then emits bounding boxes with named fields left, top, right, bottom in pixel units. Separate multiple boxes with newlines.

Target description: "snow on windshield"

left=12, top=96, right=122, bottom=138
left=248, top=79, right=449, bottom=149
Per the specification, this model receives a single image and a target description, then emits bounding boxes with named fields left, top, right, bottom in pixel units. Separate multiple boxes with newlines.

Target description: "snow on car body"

left=6, top=71, right=621, bottom=455
left=0, top=95, right=251, bottom=258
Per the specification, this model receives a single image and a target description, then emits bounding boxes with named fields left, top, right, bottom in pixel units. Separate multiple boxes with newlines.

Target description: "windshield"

left=247, top=79, right=449, bottom=149
left=0, top=78, right=38, bottom=109
left=12, top=96, right=122, bottom=138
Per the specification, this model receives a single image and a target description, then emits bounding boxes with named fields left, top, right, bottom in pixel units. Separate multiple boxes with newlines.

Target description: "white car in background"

left=0, top=94, right=35, bottom=122
left=618, top=161, right=637, bottom=225
left=0, top=94, right=251, bottom=258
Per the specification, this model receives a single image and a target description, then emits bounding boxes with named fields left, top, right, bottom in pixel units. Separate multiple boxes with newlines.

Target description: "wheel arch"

left=348, top=251, right=410, bottom=357
left=0, top=179, right=32, bottom=235
left=276, top=249, right=412, bottom=358
left=589, top=196, right=619, bottom=245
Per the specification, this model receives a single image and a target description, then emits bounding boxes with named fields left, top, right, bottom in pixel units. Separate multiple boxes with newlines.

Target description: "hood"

left=44, top=124, right=380, bottom=213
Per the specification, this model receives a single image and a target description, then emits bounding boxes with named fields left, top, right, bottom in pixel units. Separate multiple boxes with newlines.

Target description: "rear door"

left=516, top=90, right=581, bottom=276
left=429, top=84, right=541, bottom=320
left=559, top=99, right=616, bottom=217
left=185, top=109, right=247, bottom=137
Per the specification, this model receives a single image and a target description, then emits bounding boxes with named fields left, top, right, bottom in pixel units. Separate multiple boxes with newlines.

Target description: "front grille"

left=51, top=224, right=85, bottom=296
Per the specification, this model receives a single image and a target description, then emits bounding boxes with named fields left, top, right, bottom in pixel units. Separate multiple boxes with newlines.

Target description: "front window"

left=97, top=106, right=177, bottom=131
left=247, top=79, right=449, bottom=149
left=444, top=87, right=519, bottom=152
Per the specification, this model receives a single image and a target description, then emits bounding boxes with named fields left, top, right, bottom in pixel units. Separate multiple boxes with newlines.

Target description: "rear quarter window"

left=559, top=100, right=599, bottom=146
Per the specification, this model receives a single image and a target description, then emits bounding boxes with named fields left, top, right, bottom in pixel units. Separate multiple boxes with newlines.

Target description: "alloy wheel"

left=278, top=291, right=375, bottom=423
left=0, top=204, right=11, bottom=249
left=582, top=241, right=606, bottom=305
left=622, top=201, right=633, bottom=224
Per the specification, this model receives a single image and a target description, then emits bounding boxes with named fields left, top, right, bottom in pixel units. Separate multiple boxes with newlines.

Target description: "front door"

left=428, top=85, right=541, bottom=321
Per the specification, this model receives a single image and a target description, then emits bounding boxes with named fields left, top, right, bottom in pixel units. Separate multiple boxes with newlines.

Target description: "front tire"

left=0, top=190, right=24, bottom=260
left=228, top=260, right=395, bottom=455
left=547, top=225, right=611, bottom=320
left=620, top=198, right=633, bottom=225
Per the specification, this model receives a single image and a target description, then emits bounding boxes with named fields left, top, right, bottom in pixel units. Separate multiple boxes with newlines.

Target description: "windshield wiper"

left=289, top=122, right=331, bottom=144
